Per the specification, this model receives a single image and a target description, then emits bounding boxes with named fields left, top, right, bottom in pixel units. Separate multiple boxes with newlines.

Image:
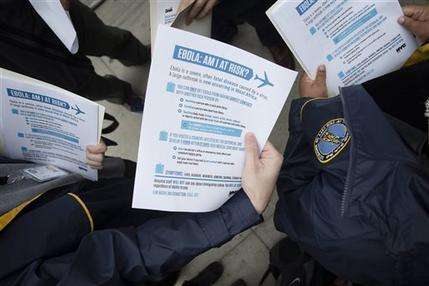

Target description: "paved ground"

left=87, top=1, right=299, bottom=285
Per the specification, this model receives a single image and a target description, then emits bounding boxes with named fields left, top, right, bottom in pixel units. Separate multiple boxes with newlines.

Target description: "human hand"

left=299, top=65, right=328, bottom=99
left=86, top=140, right=107, bottom=169
left=398, top=5, right=429, bottom=43
left=184, top=0, right=218, bottom=25
left=242, top=133, right=283, bottom=214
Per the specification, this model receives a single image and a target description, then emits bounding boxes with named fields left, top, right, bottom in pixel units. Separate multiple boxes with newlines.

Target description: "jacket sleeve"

left=273, top=98, right=321, bottom=239
left=276, top=98, right=319, bottom=194
left=45, top=191, right=262, bottom=286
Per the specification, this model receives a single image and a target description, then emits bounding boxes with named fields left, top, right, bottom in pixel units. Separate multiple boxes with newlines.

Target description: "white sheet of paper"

left=0, top=68, right=104, bottom=180
left=132, top=26, right=297, bottom=212
left=267, top=0, right=418, bottom=95
left=29, top=0, right=79, bottom=54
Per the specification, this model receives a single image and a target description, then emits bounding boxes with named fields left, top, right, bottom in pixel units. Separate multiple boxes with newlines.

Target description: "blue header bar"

left=181, top=120, right=242, bottom=137
left=7, top=88, right=70, bottom=110
left=296, top=0, right=318, bottom=15
left=332, top=8, right=378, bottom=44
left=173, top=45, right=253, bottom=80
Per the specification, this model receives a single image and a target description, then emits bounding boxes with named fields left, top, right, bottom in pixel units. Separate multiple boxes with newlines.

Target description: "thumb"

left=314, top=65, right=326, bottom=85
left=300, top=71, right=312, bottom=83
left=244, top=132, right=260, bottom=168
left=402, top=5, right=426, bottom=19
left=398, top=15, right=422, bottom=35
left=87, top=142, right=107, bottom=154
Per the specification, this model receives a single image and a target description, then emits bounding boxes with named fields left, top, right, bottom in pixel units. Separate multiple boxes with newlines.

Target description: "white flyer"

left=132, top=26, right=297, bottom=212
left=0, top=68, right=104, bottom=180
left=267, top=0, right=418, bottom=95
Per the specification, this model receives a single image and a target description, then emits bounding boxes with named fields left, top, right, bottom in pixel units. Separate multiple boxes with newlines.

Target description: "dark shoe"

left=146, top=271, right=180, bottom=286
left=125, top=95, right=144, bottom=112
left=230, top=279, right=247, bottom=286
left=212, top=19, right=239, bottom=44
left=268, top=43, right=296, bottom=70
left=182, top=261, right=224, bottom=286
left=119, top=45, right=151, bottom=67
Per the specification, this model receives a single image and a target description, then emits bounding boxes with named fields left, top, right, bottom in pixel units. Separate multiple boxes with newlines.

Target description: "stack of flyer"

left=267, top=0, right=418, bottom=95
left=0, top=68, right=105, bottom=180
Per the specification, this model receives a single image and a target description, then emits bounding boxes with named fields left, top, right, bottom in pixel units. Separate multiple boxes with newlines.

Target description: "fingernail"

left=318, top=65, right=326, bottom=72
left=398, top=16, right=404, bottom=24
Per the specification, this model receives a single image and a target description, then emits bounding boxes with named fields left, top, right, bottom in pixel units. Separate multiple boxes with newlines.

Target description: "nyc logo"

left=314, top=118, right=351, bottom=163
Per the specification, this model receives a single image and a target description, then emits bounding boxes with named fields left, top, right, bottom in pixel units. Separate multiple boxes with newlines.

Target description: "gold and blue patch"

left=314, top=118, right=351, bottom=163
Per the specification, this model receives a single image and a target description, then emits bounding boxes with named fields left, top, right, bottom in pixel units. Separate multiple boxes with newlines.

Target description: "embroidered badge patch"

left=314, top=118, right=351, bottom=163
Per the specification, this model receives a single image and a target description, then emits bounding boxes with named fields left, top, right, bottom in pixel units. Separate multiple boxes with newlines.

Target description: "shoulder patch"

left=314, top=118, right=351, bottom=163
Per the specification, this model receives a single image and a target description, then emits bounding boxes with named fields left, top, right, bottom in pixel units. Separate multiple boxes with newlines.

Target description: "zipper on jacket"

left=339, top=88, right=355, bottom=217
left=341, top=177, right=350, bottom=216
left=425, top=98, right=429, bottom=138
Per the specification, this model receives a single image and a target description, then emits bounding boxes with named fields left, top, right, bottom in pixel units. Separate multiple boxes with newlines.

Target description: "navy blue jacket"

left=275, top=85, right=429, bottom=286
left=0, top=180, right=261, bottom=285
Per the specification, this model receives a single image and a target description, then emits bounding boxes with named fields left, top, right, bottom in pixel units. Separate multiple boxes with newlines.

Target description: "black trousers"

left=70, top=0, right=149, bottom=66
left=65, top=0, right=150, bottom=101
left=0, top=0, right=149, bottom=102
left=213, top=0, right=283, bottom=47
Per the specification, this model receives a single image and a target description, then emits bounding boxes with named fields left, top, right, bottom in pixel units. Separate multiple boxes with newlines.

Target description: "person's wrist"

left=243, top=186, right=268, bottom=214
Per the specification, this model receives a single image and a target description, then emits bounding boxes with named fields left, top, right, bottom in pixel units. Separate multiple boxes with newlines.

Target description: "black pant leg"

left=213, top=0, right=260, bottom=18
left=78, top=73, right=133, bottom=102
left=212, top=0, right=283, bottom=47
left=363, top=60, right=429, bottom=133
left=69, top=0, right=150, bottom=66
left=243, top=0, right=284, bottom=47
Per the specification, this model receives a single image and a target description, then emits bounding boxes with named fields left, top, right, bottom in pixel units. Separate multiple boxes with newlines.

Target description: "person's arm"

left=54, top=191, right=259, bottom=285
left=41, top=134, right=282, bottom=285
left=274, top=67, right=328, bottom=238
left=277, top=66, right=327, bottom=193
left=0, top=190, right=259, bottom=285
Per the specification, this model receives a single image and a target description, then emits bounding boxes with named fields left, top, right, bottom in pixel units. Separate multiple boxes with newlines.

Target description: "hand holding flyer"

left=132, top=26, right=297, bottom=212
left=0, top=69, right=105, bottom=180
left=267, top=0, right=419, bottom=95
